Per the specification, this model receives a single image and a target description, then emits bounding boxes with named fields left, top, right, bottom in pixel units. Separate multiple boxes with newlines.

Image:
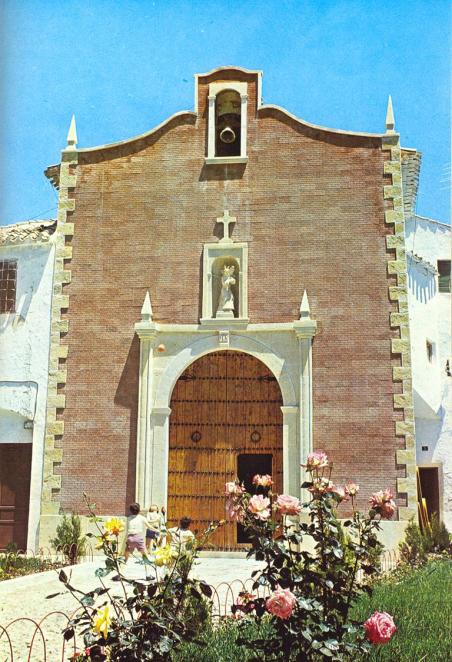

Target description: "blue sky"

left=1, top=0, right=450, bottom=225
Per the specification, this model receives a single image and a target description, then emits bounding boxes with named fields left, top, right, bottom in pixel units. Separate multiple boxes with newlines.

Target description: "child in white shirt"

left=168, top=516, right=195, bottom=555
left=124, top=502, right=148, bottom=562
left=146, top=504, right=161, bottom=551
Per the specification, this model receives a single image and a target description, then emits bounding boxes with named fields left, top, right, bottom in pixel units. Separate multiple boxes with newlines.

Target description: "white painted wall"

left=0, top=238, right=55, bottom=550
left=406, top=215, right=452, bottom=529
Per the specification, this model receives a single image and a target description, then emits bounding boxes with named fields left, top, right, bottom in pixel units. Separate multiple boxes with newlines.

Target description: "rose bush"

left=226, top=455, right=397, bottom=661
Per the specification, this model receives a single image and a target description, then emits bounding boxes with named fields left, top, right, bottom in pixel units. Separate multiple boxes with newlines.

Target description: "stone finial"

left=385, top=96, right=395, bottom=133
left=300, top=290, right=311, bottom=318
left=66, top=115, right=77, bottom=148
left=141, top=291, right=153, bottom=321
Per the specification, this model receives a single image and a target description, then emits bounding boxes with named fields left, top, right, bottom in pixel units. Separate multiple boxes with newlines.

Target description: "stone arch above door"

left=154, top=333, right=297, bottom=410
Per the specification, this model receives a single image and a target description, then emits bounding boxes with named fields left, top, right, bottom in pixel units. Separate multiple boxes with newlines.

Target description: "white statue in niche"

left=216, top=265, right=236, bottom=318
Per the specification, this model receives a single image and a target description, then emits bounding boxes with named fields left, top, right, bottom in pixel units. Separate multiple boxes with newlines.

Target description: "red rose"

left=364, top=611, right=397, bottom=644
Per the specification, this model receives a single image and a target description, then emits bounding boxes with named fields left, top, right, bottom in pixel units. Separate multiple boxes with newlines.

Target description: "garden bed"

left=0, top=552, right=62, bottom=581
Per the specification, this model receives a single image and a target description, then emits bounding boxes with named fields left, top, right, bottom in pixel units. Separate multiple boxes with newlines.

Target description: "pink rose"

left=308, top=477, right=335, bottom=496
left=226, top=498, right=245, bottom=522
left=252, top=474, right=274, bottom=488
left=248, top=494, right=271, bottom=520
left=380, top=500, right=396, bottom=519
left=364, top=611, right=397, bottom=644
left=345, top=481, right=359, bottom=497
left=275, top=494, right=302, bottom=515
left=331, top=485, right=350, bottom=502
left=382, top=488, right=394, bottom=502
left=266, top=587, right=296, bottom=619
left=225, top=481, right=245, bottom=496
left=369, top=489, right=396, bottom=520
left=304, top=450, right=329, bottom=470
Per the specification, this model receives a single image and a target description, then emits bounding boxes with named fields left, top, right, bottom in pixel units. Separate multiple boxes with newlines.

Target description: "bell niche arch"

left=167, top=350, right=283, bottom=550
left=215, top=90, right=241, bottom=157
left=206, top=81, right=248, bottom=164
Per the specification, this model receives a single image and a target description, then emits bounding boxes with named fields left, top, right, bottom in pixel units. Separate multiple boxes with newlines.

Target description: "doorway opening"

left=237, top=453, right=272, bottom=543
left=418, top=466, right=440, bottom=520
left=168, top=351, right=283, bottom=550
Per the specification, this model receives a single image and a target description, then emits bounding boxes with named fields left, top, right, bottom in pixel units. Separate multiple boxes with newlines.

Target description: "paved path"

left=0, top=555, right=263, bottom=661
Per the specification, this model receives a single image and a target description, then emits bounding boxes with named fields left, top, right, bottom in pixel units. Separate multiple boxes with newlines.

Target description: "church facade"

left=38, top=66, right=417, bottom=549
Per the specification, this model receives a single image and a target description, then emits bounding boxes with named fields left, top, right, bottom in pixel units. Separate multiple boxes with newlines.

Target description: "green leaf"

left=199, top=582, right=213, bottom=598
left=158, top=635, right=173, bottom=653
left=95, top=567, right=112, bottom=578
left=320, top=647, right=334, bottom=657
left=81, top=595, right=95, bottom=606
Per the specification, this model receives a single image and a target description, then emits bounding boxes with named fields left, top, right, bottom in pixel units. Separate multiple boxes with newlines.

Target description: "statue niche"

left=212, top=257, right=239, bottom=319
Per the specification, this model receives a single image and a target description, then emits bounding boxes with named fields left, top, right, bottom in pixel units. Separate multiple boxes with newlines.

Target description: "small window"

left=437, top=260, right=451, bottom=293
left=0, top=260, right=17, bottom=313
left=426, top=340, right=434, bottom=363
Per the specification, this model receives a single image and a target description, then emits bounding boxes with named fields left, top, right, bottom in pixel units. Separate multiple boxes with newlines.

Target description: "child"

left=167, top=516, right=195, bottom=555
left=146, top=504, right=161, bottom=551
left=124, top=502, right=148, bottom=562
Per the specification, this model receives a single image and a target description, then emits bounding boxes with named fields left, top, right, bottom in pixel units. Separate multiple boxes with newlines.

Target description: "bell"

left=219, top=126, right=236, bottom=144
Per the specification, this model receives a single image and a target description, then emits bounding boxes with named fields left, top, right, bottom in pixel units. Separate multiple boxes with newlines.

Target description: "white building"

left=0, top=221, right=56, bottom=550
left=406, top=214, right=452, bottom=529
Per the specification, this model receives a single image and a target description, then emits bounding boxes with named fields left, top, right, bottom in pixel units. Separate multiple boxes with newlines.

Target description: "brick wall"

left=57, top=69, right=402, bottom=515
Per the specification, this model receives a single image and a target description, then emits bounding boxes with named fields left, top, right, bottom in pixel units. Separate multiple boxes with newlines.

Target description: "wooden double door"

left=168, top=351, right=283, bottom=550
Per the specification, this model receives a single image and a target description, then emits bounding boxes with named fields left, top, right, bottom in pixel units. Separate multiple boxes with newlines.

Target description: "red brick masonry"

left=53, top=68, right=404, bottom=516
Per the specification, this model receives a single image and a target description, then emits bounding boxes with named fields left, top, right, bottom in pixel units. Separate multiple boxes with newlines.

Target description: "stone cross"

left=217, top=210, right=236, bottom=243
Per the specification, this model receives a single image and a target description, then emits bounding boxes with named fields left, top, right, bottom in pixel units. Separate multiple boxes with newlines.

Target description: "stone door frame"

left=134, top=314, right=317, bottom=511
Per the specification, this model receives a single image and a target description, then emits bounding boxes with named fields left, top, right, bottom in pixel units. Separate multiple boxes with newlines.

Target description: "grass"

left=175, top=559, right=452, bottom=661
left=175, top=619, right=274, bottom=662
left=351, top=558, right=452, bottom=662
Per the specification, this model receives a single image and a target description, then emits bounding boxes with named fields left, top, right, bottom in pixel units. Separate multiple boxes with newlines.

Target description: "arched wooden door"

left=168, top=351, right=283, bottom=550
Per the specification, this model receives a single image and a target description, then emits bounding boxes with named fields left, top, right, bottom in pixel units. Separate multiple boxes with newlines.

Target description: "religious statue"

left=217, top=265, right=236, bottom=317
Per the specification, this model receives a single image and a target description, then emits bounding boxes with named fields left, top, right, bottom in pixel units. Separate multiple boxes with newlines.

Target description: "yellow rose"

left=95, top=534, right=114, bottom=550
left=93, top=605, right=111, bottom=639
left=154, top=544, right=173, bottom=567
left=104, top=517, right=125, bottom=537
